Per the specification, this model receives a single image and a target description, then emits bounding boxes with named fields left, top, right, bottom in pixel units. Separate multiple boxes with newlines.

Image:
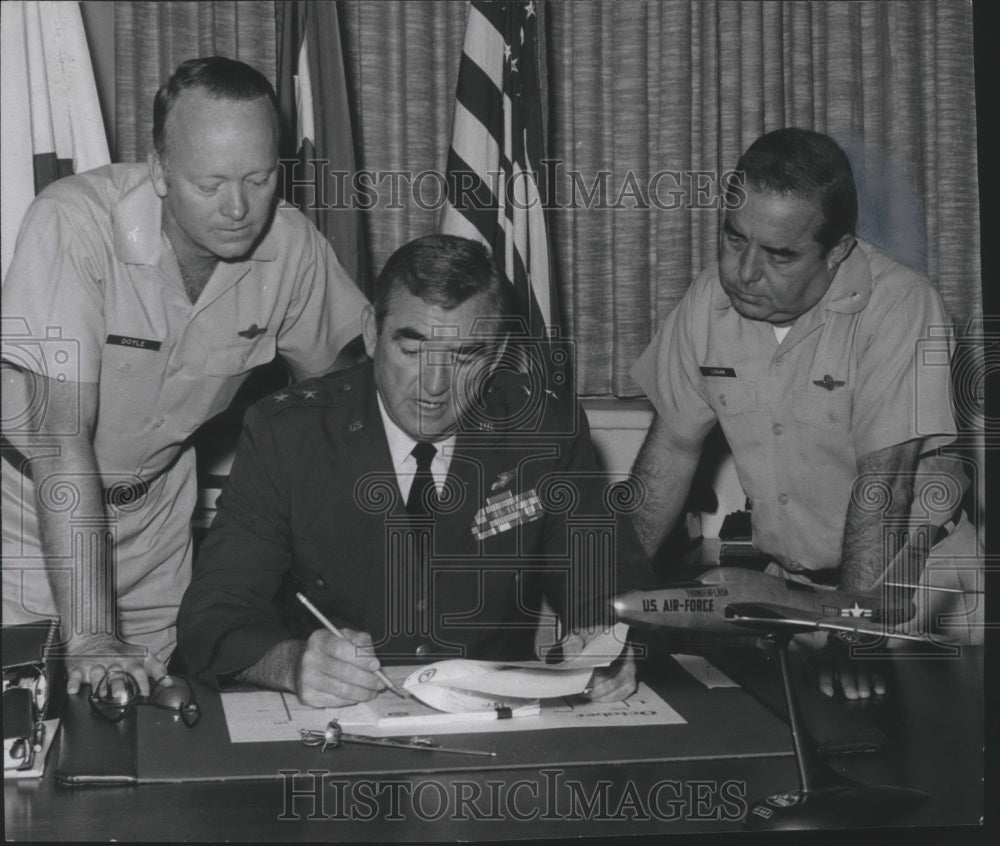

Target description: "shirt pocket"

left=791, top=389, right=853, bottom=431
left=704, top=379, right=758, bottom=416
left=203, top=335, right=276, bottom=377
left=101, top=343, right=166, bottom=380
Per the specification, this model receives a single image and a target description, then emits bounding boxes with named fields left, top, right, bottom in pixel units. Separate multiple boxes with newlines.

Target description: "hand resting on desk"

left=538, top=629, right=638, bottom=702
left=65, top=633, right=168, bottom=697
left=584, top=644, right=638, bottom=702
left=793, top=631, right=886, bottom=700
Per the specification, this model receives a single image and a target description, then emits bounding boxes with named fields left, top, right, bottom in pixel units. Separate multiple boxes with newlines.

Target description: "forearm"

left=233, top=639, right=305, bottom=693
left=31, top=447, right=112, bottom=641
left=840, top=441, right=920, bottom=592
left=629, top=416, right=701, bottom=558
left=3, top=370, right=110, bottom=642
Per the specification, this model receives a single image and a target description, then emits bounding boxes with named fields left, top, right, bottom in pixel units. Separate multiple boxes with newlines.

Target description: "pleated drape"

left=114, top=1, right=276, bottom=162
left=547, top=0, right=980, bottom=396
left=338, top=1, right=467, bottom=277
left=113, top=1, right=980, bottom=399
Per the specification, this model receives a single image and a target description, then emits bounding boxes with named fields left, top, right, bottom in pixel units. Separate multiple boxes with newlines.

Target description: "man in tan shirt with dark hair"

left=630, top=128, right=980, bottom=698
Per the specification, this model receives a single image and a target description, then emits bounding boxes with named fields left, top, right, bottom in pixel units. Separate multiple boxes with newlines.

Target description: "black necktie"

left=406, top=441, right=438, bottom=516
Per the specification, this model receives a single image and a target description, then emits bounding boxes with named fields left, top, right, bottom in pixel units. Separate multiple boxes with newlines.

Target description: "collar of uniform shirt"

left=375, top=393, right=455, bottom=502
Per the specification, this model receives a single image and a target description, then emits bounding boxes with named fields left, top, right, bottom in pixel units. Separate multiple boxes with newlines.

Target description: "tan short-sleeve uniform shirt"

left=1, top=164, right=367, bottom=655
left=631, top=241, right=960, bottom=575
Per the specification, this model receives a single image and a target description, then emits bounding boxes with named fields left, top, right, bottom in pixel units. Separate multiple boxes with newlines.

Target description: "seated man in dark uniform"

left=178, top=234, right=643, bottom=706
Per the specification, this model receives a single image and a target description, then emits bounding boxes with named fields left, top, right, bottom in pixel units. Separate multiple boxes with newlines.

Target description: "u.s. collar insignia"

left=813, top=374, right=845, bottom=391
left=490, top=470, right=516, bottom=492
left=349, top=419, right=363, bottom=432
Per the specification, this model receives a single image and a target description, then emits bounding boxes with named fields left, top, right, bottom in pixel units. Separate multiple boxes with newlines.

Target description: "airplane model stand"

left=743, top=632, right=928, bottom=830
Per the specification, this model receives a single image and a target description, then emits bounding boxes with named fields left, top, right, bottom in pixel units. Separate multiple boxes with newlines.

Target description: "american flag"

left=440, top=1, right=553, bottom=334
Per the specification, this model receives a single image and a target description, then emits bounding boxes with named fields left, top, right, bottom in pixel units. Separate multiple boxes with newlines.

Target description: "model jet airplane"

left=613, top=563, right=948, bottom=643
left=612, top=553, right=977, bottom=830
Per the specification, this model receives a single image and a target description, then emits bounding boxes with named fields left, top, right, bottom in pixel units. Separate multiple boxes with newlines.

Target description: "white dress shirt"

left=376, top=393, right=455, bottom=502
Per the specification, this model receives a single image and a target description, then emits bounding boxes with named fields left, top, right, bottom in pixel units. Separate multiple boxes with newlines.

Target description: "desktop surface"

left=4, top=642, right=984, bottom=841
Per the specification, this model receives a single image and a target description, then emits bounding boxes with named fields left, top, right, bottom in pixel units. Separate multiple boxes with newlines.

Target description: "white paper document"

left=222, top=662, right=686, bottom=744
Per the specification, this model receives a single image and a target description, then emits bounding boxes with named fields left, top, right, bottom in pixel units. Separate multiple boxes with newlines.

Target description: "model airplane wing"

left=724, top=602, right=931, bottom=642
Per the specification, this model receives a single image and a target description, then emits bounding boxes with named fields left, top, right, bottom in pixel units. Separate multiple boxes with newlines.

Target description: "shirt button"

left=772, top=423, right=784, bottom=436
left=415, top=644, right=429, bottom=657
left=778, top=493, right=790, bottom=506
left=341, top=382, right=352, bottom=393
left=153, top=417, right=166, bottom=429
left=774, top=355, right=785, bottom=367
left=718, top=394, right=727, bottom=407
left=315, top=577, right=326, bottom=590
left=168, top=363, right=183, bottom=376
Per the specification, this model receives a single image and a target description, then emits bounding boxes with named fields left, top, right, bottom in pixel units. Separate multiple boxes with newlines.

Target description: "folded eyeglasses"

left=89, top=669, right=200, bottom=727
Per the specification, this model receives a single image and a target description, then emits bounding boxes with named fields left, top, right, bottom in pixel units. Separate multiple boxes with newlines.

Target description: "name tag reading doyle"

left=106, top=334, right=162, bottom=351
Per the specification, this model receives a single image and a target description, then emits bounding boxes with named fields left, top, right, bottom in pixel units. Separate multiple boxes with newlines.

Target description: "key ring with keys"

left=299, top=719, right=496, bottom=757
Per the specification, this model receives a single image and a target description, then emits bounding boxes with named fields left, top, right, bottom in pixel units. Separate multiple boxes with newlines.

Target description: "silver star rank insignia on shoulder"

left=813, top=374, right=845, bottom=391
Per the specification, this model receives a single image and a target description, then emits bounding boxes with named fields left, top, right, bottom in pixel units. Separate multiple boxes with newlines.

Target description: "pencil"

left=296, top=592, right=410, bottom=700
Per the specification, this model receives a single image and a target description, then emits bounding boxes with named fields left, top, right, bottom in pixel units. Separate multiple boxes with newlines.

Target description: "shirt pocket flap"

left=792, top=389, right=853, bottom=430
left=204, top=336, right=276, bottom=376
left=705, top=379, right=758, bottom=416
left=102, top=343, right=164, bottom=379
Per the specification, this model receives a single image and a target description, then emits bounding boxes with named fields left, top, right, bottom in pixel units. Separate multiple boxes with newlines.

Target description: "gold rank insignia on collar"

left=812, top=374, right=846, bottom=391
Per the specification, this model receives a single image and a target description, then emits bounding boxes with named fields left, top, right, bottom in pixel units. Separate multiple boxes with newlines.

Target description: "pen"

left=378, top=703, right=540, bottom=730
left=296, top=592, right=410, bottom=700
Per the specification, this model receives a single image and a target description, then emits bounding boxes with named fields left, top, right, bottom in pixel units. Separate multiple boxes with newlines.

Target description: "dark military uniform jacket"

left=178, top=363, right=645, bottom=686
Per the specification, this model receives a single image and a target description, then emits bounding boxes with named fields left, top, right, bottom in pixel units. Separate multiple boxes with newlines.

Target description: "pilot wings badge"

left=812, top=374, right=845, bottom=391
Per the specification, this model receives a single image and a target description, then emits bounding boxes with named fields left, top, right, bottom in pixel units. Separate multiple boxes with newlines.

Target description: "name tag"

left=106, top=334, right=162, bottom=351
left=699, top=366, right=736, bottom=378
left=472, top=489, right=543, bottom=540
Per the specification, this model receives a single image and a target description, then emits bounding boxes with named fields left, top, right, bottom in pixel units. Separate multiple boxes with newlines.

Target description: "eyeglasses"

left=89, top=670, right=200, bottom=727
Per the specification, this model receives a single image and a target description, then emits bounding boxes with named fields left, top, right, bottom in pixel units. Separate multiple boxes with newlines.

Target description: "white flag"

left=1, top=1, right=110, bottom=281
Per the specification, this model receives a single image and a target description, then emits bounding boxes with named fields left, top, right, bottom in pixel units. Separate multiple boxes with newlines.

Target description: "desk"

left=4, top=646, right=983, bottom=841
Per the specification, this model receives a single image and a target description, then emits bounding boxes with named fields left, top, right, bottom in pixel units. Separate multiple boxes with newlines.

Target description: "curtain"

left=338, top=1, right=468, bottom=278
left=114, top=1, right=276, bottom=163
left=112, top=1, right=981, bottom=402
left=546, top=0, right=981, bottom=397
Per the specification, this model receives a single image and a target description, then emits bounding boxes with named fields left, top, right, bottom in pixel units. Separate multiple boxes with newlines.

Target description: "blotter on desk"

left=56, top=656, right=794, bottom=784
